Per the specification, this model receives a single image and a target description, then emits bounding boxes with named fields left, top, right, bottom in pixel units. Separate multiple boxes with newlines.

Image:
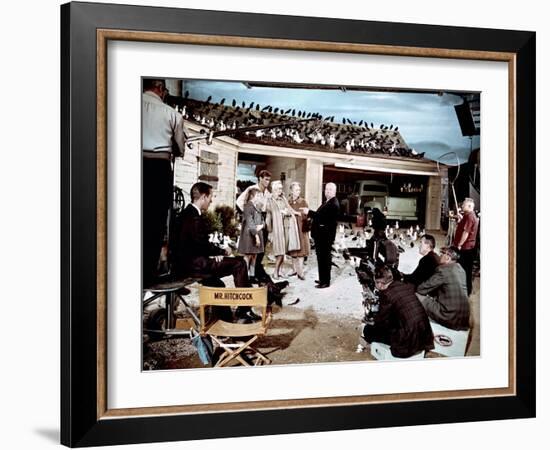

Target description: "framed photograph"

left=61, top=1, right=535, bottom=447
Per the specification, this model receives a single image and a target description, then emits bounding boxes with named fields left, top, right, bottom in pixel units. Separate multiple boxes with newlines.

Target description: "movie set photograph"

left=141, top=77, right=481, bottom=370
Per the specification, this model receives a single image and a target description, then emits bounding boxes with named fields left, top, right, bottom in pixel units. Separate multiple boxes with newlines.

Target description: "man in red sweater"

left=452, top=198, right=479, bottom=295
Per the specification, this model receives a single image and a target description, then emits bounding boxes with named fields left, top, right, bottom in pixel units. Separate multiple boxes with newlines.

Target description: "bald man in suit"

left=302, top=182, right=340, bottom=289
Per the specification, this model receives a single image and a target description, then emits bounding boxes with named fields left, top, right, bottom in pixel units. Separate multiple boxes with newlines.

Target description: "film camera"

left=346, top=241, right=381, bottom=326
left=346, top=236, right=402, bottom=326
left=355, top=257, right=380, bottom=326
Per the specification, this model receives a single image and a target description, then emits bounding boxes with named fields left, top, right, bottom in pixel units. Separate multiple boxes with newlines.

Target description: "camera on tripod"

left=348, top=248, right=381, bottom=326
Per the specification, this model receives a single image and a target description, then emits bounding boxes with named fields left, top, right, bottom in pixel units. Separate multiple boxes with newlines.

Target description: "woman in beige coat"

left=266, top=180, right=300, bottom=279
left=287, top=181, right=310, bottom=280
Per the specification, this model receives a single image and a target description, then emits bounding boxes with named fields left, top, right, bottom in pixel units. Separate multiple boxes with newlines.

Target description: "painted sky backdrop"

left=184, top=80, right=479, bottom=164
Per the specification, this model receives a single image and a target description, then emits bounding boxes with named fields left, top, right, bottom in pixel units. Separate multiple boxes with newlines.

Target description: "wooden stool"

left=430, top=321, right=469, bottom=357
left=370, top=342, right=425, bottom=360
left=143, top=278, right=201, bottom=338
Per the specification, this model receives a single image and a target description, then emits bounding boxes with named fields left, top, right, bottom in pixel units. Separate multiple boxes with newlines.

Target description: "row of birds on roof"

left=167, top=93, right=425, bottom=159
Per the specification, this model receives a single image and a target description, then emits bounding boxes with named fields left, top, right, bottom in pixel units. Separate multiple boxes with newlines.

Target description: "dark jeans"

left=143, top=158, right=172, bottom=287
left=196, top=256, right=252, bottom=317
left=362, top=324, right=391, bottom=346
left=315, top=239, right=333, bottom=285
left=459, top=248, right=476, bottom=295
left=207, top=256, right=251, bottom=288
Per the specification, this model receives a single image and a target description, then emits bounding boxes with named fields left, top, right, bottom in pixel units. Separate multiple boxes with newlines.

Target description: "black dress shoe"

left=315, top=280, right=321, bottom=284
left=246, top=311, right=262, bottom=322
left=236, top=316, right=253, bottom=324
left=274, top=280, right=289, bottom=290
left=268, top=291, right=283, bottom=307
left=240, top=310, right=262, bottom=321
left=315, top=283, right=330, bottom=289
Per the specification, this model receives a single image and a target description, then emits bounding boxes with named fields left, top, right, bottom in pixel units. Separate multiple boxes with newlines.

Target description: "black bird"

left=249, top=102, right=254, bottom=109
left=358, top=120, right=363, bottom=126
left=256, top=104, right=260, bottom=110
left=262, top=105, right=270, bottom=111
left=241, top=101, right=245, bottom=108
left=232, top=99, right=236, bottom=107
left=274, top=107, right=279, bottom=113
left=370, top=122, right=374, bottom=128
left=342, top=117, right=346, bottom=124
left=184, top=90, right=189, bottom=99
left=389, top=124, right=393, bottom=130
left=220, top=97, right=226, bottom=105
left=206, top=95, right=212, bottom=103
left=395, top=126, right=399, bottom=131
left=285, top=108, right=291, bottom=114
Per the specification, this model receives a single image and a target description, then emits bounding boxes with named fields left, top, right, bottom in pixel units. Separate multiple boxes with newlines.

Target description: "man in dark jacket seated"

left=403, top=234, right=440, bottom=287
left=363, top=265, right=434, bottom=358
left=173, top=182, right=259, bottom=322
left=416, top=246, right=470, bottom=331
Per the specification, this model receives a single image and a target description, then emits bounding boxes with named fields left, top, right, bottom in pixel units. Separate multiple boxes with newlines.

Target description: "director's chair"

left=199, top=286, right=272, bottom=367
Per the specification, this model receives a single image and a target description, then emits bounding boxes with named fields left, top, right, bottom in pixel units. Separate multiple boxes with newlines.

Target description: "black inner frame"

left=61, top=2, right=536, bottom=447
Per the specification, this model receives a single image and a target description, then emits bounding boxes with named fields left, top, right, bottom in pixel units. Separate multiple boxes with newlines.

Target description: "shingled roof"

left=168, top=97, right=425, bottom=160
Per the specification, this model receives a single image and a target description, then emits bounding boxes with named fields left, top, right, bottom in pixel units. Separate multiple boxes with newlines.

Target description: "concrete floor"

left=143, top=226, right=480, bottom=369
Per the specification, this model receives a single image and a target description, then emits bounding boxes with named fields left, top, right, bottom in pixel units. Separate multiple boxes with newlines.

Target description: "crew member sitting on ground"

left=403, top=234, right=440, bottom=287
left=416, top=246, right=470, bottom=331
left=362, top=265, right=434, bottom=358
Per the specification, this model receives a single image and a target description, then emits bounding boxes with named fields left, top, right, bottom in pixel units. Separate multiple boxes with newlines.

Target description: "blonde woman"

left=287, top=181, right=310, bottom=280
left=266, top=180, right=300, bottom=279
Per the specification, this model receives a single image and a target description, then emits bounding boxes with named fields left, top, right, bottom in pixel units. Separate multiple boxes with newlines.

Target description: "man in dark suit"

left=302, top=182, right=340, bottom=289
left=403, top=234, right=440, bottom=287
left=363, top=265, right=434, bottom=358
left=173, top=182, right=259, bottom=321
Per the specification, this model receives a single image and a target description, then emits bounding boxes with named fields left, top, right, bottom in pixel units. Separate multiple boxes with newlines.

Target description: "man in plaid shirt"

left=363, top=265, right=434, bottom=358
left=416, top=247, right=470, bottom=331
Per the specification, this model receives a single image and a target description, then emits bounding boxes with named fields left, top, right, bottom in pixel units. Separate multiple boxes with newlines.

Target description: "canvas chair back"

left=198, top=286, right=268, bottom=333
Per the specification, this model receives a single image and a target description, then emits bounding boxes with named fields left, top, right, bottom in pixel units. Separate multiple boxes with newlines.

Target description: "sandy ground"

left=143, top=228, right=480, bottom=370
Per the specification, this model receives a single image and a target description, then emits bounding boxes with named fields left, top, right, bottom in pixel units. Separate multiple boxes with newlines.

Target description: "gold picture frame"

left=62, top=2, right=535, bottom=446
